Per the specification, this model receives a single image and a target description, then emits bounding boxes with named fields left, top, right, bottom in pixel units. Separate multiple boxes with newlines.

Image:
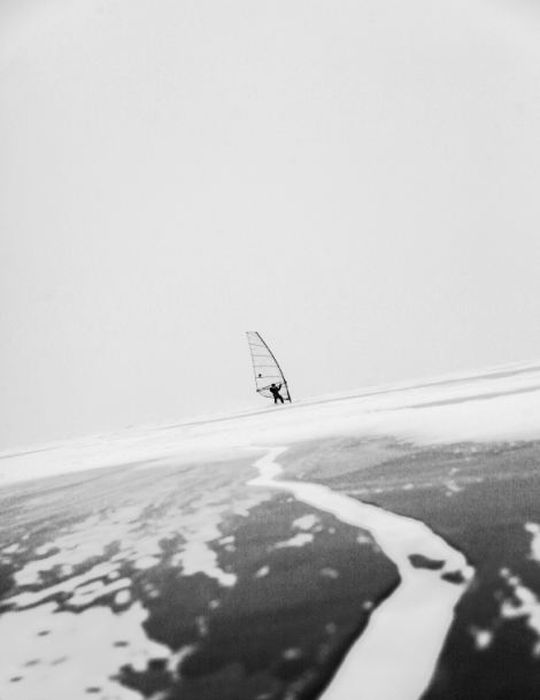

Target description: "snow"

left=173, top=541, right=236, bottom=587
left=0, top=602, right=172, bottom=700
left=9, top=563, right=121, bottom=610
left=2, top=359, right=540, bottom=487
left=274, top=533, right=314, bottom=548
left=500, top=568, right=540, bottom=656
left=292, top=514, right=321, bottom=531
left=470, top=627, right=493, bottom=650
left=525, top=522, right=540, bottom=563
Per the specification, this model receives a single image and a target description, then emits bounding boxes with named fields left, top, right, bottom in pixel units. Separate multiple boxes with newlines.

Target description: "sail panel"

left=246, top=331, right=291, bottom=401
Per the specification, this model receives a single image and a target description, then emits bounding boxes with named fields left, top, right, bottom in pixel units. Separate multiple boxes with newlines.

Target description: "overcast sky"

left=2, top=0, right=540, bottom=449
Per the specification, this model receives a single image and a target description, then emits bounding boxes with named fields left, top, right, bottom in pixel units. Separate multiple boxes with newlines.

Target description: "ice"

left=2, top=359, right=538, bottom=698
left=2, top=360, right=540, bottom=487
left=249, top=446, right=474, bottom=700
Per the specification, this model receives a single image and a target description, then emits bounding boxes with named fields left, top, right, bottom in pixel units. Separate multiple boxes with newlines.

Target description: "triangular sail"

left=246, top=331, right=292, bottom=402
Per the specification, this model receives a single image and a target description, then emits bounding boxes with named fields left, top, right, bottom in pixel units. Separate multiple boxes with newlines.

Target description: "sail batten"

left=246, top=331, right=292, bottom=402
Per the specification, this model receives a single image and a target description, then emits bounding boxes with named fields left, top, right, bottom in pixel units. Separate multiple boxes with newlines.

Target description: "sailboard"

left=246, top=331, right=292, bottom=402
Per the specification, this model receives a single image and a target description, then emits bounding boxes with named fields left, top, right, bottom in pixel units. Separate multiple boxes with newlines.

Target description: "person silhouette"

left=269, top=383, right=284, bottom=404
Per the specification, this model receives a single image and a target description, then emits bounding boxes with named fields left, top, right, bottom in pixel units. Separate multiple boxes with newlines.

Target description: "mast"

left=246, top=331, right=292, bottom=402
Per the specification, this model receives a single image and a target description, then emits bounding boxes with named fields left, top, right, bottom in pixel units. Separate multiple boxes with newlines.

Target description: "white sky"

left=2, top=0, right=540, bottom=449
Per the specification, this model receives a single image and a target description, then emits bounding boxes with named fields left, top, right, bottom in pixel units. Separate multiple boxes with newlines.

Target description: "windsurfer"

left=246, top=331, right=291, bottom=403
left=269, top=383, right=285, bottom=404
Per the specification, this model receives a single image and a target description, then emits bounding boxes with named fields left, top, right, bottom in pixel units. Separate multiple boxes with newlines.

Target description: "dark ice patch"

left=118, top=659, right=173, bottom=697
left=441, top=571, right=467, bottom=585
left=408, top=554, right=445, bottom=570
left=0, top=561, right=15, bottom=598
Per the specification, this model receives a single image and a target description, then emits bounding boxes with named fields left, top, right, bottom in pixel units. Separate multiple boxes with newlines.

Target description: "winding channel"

left=249, top=446, right=475, bottom=700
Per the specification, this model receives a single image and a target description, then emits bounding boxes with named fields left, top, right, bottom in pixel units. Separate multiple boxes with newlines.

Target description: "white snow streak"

left=525, top=522, right=540, bottom=563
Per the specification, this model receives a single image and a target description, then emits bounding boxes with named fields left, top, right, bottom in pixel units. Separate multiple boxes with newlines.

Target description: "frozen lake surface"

left=1, top=361, right=540, bottom=698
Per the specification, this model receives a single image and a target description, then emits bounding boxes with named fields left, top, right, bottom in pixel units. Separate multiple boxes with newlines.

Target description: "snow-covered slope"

left=2, top=360, right=540, bottom=486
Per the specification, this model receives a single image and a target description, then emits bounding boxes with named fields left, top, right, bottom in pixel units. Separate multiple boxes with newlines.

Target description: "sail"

left=246, top=331, right=292, bottom=402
